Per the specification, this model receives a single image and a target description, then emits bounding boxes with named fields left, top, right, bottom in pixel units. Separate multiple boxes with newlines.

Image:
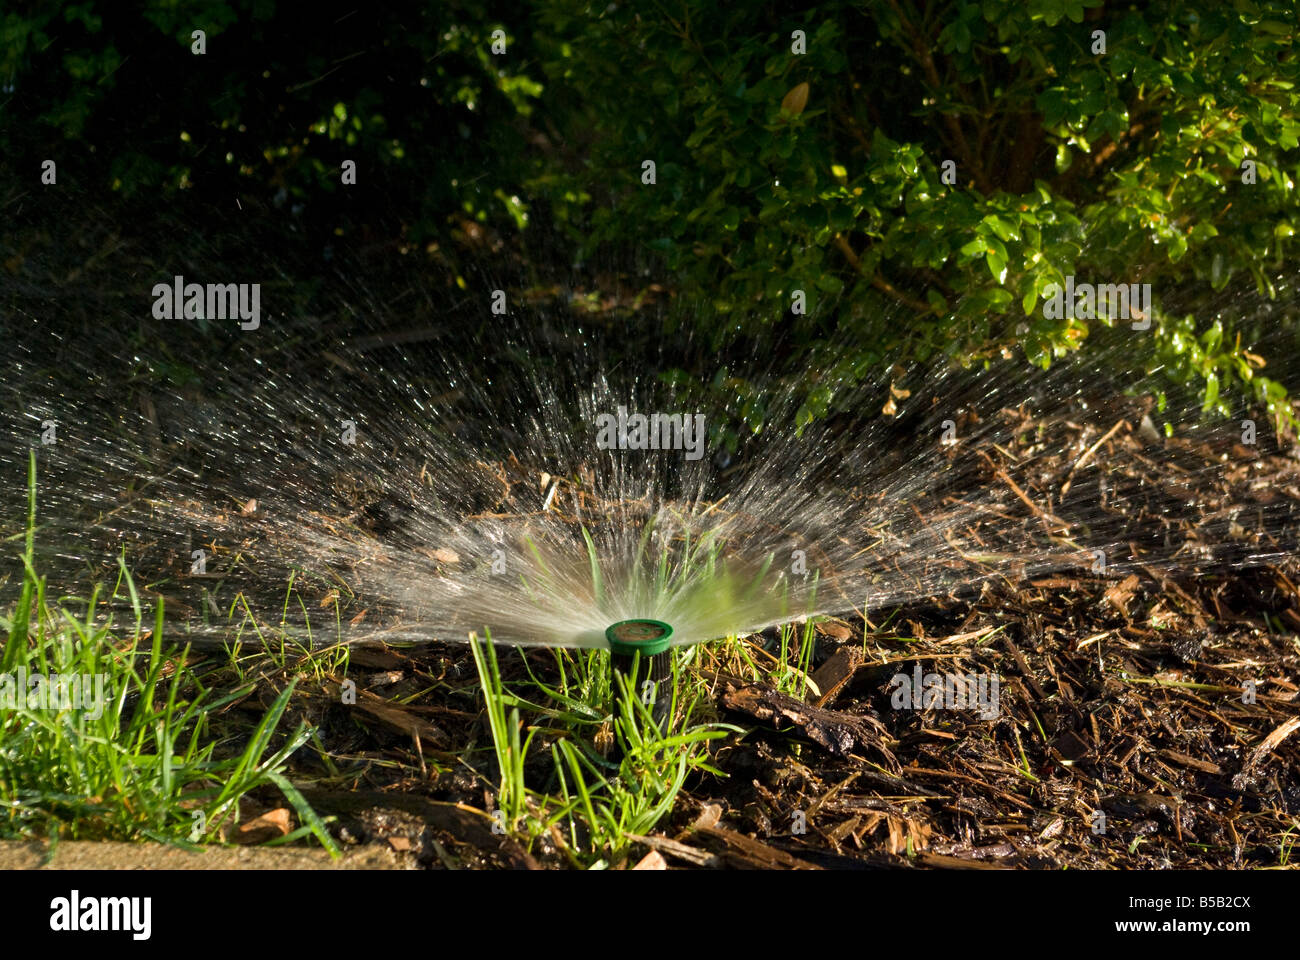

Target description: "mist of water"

left=3, top=290, right=1298, bottom=651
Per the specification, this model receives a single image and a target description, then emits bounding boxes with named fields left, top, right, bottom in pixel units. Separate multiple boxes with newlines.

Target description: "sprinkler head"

left=606, top=620, right=674, bottom=732
left=605, top=619, right=674, bottom=656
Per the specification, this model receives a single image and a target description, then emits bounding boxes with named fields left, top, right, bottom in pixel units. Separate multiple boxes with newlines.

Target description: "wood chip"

left=1249, top=716, right=1300, bottom=767
left=354, top=690, right=450, bottom=748
left=693, top=824, right=821, bottom=870
left=915, top=852, right=1011, bottom=870
left=721, top=678, right=888, bottom=760
left=1157, top=748, right=1223, bottom=775
left=626, top=834, right=720, bottom=868
left=1103, top=574, right=1141, bottom=617
left=809, top=645, right=863, bottom=707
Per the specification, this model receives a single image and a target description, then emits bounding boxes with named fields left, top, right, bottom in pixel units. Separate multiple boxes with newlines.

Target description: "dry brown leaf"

left=692, top=803, right=723, bottom=831
left=632, top=849, right=667, bottom=870
left=781, top=82, right=810, bottom=115
left=815, top=620, right=851, bottom=640
left=234, top=808, right=291, bottom=845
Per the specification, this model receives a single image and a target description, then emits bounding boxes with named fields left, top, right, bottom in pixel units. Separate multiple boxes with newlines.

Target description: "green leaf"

left=1022, top=286, right=1038, bottom=316
left=1201, top=372, right=1219, bottom=412
left=987, top=251, right=1007, bottom=284
left=982, top=215, right=1019, bottom=243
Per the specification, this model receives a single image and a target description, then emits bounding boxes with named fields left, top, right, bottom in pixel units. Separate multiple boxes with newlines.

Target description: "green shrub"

left=534, top=0, right=1299, bottom=425
left=0, top=1, right=543, bottom=251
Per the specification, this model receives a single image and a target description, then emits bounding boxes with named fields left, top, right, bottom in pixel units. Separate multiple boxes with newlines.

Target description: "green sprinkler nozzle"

left=606, top=620, right=674, bottom=728
left=605, top=619, right=674, bottom=656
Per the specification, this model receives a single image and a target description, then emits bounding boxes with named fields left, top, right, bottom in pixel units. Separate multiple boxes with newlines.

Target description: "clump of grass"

left=470, top=629, right=739, bottom=867
left=477, top=514, right=827, bottom=865
left=0, top=451, right=335, bottom=853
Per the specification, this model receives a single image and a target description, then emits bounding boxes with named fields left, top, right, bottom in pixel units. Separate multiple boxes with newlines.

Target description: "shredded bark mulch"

left=272, top=401, right=1300, bottom=869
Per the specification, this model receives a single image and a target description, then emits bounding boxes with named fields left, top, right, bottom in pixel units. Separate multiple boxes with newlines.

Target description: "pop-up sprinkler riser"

left=605, top=619, right=674, bottom=721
